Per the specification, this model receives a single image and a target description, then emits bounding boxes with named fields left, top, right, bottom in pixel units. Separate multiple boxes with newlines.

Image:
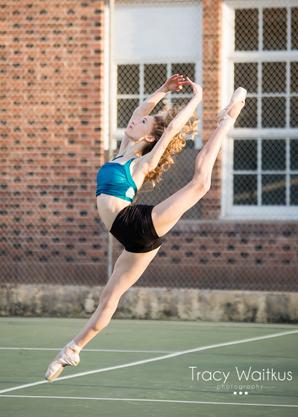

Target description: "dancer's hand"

left=184, top=77, right=202, bottom=99
left=161, top=74, right=189, bottom=93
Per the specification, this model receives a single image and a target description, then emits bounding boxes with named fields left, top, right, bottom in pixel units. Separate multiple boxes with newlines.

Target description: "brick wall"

left=1, top=0, right=297, bottom=291
left=0, top=1, right=107, bottom=285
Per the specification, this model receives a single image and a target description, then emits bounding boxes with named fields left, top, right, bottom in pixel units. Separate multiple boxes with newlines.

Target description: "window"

left=222, top=1, right=298, bottom=219
left=111, top=0, right=202, bottom=148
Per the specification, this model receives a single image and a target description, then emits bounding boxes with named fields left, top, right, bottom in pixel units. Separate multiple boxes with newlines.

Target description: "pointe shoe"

left=217, top=87, right=247, bottom=124
left=45, top=341, right=81, bottom=382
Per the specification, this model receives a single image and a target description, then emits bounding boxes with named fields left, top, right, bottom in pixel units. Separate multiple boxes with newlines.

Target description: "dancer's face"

left=125, top=114, right=156, bottom=143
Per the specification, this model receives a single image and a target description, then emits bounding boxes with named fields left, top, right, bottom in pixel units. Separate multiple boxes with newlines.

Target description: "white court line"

left=0, top=329, right=297, bottom=396
left=0, top=347, right=172, bottom=354
left=0, top=394, right=297, bottom=408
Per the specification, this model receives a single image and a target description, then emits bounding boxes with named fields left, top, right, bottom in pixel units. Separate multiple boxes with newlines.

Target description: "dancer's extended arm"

left=116, top=86, right=169, bottom=156
left=132, top=86, right=169, bottom=117
left=141, top=82, right=202, bottom=171
left=116, top=75, right=187, bottom=156
left=133, top=74, right=187, bottom=116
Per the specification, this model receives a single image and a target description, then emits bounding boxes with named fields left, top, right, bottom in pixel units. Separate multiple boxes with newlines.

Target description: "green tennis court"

left=0, top=318, right=297, bottom=417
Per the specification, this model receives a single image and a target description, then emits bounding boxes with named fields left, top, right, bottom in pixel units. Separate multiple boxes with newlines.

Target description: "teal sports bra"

left=96, top=155, right=138, bottom=203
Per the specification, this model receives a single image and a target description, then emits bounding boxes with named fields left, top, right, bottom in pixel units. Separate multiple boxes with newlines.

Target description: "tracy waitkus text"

left=189, top=366, right=294, bottom=383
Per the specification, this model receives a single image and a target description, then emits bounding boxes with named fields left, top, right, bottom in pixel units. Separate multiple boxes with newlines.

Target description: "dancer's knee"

left=100, top=291, right=120, bottom=312
left=96, top=286, right=120, bottom=309
left=91, top=298, right=119, bottom=332
left=193, top=165, right=211, bottom=188
left=191, top=174, right=211, bottom=194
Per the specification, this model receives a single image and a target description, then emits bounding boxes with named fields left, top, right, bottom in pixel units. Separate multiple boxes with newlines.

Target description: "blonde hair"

left=141, top=104, right=199, bottom=189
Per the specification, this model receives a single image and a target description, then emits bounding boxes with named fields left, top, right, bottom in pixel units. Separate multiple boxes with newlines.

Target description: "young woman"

left=45, top=74, right=247, bottom=381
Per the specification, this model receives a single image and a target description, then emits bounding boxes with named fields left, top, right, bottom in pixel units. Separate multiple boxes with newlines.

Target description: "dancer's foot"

left=217, top=87, right=247, bottom=125
left=45, top=340, right=81, bottom=382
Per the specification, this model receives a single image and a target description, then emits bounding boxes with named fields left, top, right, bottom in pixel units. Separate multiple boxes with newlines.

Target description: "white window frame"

left=221, top=0, right=298, bottom=221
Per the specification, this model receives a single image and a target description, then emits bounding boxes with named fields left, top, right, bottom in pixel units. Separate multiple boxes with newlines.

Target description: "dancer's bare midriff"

left=96, top=194, right=131, bottom=232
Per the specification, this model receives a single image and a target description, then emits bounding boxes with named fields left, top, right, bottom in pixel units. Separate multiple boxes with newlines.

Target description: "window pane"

left=117, top=98, right=139, bottom=128
left=235, top=9, right=258, bottom=51
left=233, top=174, right=257, bottom=205
left=290, top=139, right=298, bottom=170
left=290, top=175, right=298, bottom=205
left=235, top=97, right=257, bottom=128
left=262, top=97, right=286, bottom=128
left=172, top=63, right=195, bottom=79
left=262, top=174, right=286, bottom=205
left=290, top=62, right=298, bottom=93
left=234, top=140, right=257, bottom=170
left=262, top=139, right=286, bottom=171
left=291, top=8, right=298, bottom=50
left=234, top=63, right=258, bottom=94
left=144, top=64, right=167, bottom=94
left=263, top=8, right=287, bottom=50
left=172, top=63, right=195, bottom=94
left=117, top=65, right=139, bottom=94
left=262, top=62, right=286, bottom=93
left=290, top=97, right=298, bottom=128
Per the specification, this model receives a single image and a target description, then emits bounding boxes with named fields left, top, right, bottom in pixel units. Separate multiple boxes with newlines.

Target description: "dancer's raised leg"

left=151, top=88, right=246, bottom=237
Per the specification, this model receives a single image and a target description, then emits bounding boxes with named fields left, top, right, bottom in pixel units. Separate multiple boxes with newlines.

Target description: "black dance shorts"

left=110, top=204, right=167, bottom=253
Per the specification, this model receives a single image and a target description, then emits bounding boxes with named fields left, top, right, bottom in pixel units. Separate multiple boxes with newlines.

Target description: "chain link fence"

left=0, top=1, right=297, bottom=291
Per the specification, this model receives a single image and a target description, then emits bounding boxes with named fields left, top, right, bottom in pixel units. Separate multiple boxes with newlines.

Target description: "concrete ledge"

left=0, top=284, right=298, bottom=323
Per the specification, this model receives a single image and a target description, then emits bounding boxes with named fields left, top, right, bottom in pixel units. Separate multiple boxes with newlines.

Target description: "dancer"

left=45, top=74, right=247, bottom=381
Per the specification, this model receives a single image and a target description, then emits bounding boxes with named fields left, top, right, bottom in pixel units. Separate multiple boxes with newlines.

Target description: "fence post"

left=107, top=0, right=115, bottom=279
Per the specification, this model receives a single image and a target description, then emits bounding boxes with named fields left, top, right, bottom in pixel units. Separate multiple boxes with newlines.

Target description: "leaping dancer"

left=45, top=74, right=246, bottom=381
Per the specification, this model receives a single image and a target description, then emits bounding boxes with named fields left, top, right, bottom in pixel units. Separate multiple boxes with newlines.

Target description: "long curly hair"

left=141, top=103, right=199, bottom=189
